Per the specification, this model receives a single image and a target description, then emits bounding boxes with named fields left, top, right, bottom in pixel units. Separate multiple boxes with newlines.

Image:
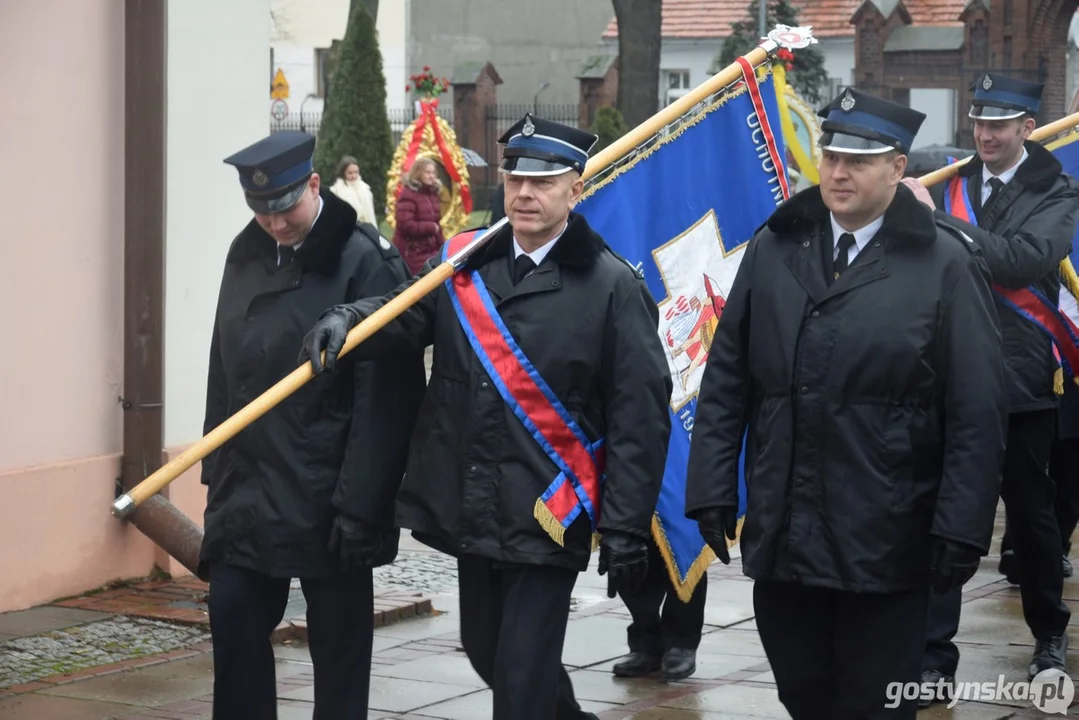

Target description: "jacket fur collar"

left=464, top=211, right=606, bottom=270
left=954, top=140, right=1062, bottom=193
left=228, top=188, right=357, bottom=276
left=766, top=182, right=938, bottom=249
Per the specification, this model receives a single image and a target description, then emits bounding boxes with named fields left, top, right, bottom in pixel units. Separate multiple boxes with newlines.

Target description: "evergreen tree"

left=590, top=106, right=630, bottom=155
left=313, top=3, right=393, bottom=220
left=713, top=0, right=829, bottom=106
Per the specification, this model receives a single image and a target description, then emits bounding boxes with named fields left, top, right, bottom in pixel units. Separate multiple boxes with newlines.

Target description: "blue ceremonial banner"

left=575, top=63, right=792, bottom=600
left=1048, top=132, right=1079, bottom=382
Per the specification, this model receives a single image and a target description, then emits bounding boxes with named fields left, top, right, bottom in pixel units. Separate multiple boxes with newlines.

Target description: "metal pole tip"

left=111, top=494, right=136, bottom=519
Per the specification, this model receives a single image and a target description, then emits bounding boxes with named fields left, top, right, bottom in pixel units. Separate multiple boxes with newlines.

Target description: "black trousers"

left=618, top=539, right=706, bottom=655
left=924, top=411, right=1071, bottom=674
left=457, top=555, right=585, bottom=720
left=755, top=580, right=928, bottom=719
left=207, top=562, right=374, bottom=720
left=1002, top=434, right=1079, bottom=556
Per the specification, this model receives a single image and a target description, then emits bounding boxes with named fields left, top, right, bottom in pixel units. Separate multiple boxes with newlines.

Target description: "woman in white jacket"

left=329, top=155, right=378, bottom=226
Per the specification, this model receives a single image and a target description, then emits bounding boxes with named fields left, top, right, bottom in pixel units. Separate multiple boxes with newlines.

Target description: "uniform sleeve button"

left=811, top=310, right=820, bottom=318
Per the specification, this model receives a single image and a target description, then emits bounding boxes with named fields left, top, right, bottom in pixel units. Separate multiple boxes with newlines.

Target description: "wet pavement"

left=1, top=512, right=1077, bottom=718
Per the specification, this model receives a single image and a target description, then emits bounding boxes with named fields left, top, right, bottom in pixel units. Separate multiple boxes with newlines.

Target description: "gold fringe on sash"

left=534, top=498, right=567, bottom=547
left=1056, top=366, right=1065, bottom=396
left=534, top=498, right=604, bottom=551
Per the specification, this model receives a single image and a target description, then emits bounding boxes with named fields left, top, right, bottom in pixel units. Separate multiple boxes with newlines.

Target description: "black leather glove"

left=299, top=305, right=361, bottom=374
left=597, top=531, right=649, bottom=599
left=695, top=506, right=739, bottom=565
left=929, top=536, right=982, bottom=594
left=327, top=513, right=385, bottom=572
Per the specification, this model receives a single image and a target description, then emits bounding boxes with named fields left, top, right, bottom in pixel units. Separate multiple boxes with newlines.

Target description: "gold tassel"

left=652, top=514, right=746, bottom=603
left=533, top=498, right=566, bottom=547
left=591, top=532, right=602, bottom=552
left=1055, top=366, right=1065, bottom=396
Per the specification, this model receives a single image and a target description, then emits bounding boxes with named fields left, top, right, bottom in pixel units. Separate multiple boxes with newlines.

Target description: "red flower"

left=405, top=84, right=411, bottom=91
left=423, top=65, right=430, bottom=72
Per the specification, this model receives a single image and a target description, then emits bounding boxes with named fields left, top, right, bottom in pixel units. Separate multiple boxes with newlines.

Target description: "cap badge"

left=251, top=169, right=269, bottom=188
left=522, top=116, right=535, bottom=137
left=982, top=74, right=993, bottom=91
left=840, top=90, right=855, bottom=112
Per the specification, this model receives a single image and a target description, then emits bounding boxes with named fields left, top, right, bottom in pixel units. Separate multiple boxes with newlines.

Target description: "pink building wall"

left=0, top=1, right=209, bottom=613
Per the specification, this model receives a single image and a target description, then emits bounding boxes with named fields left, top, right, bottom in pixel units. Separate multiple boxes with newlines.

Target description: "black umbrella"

left=907, top=144, right=975, bottom=175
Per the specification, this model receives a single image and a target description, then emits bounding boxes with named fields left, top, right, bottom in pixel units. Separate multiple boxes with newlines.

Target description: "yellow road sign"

left=271, top=68, right=290, bottom=100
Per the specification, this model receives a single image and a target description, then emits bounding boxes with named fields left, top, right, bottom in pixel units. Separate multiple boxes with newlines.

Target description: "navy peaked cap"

left=223, top=131, right=316, bottom=214
left=817, top=87, right=926, bottom=155
left=969, top=72, right=1042, bottom=120
left=497, top=113, right=598, bottom=176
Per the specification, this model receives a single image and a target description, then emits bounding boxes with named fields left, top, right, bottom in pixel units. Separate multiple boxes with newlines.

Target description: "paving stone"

left=37, top=653, right=214, bottom=706
left=371, top=551, right=459, bottom=594
left=0, top=617, right=210, bottom=689
left=0, top=692, right=137, bottom=719
left=0, top=607, right=110, bottom=638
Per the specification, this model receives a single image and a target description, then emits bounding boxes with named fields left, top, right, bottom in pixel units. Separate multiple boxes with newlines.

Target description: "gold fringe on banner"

left=651, top=513, right=745, bottom=603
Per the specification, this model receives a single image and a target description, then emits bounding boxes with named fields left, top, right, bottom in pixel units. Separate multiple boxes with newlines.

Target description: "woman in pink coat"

left=393, top=157, right=445, bottom=276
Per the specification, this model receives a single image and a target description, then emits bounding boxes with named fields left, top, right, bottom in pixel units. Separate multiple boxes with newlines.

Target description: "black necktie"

left=514, top=254, right=536, bottom=284
left=984, top=177, right=1005, bottom=214
left=278, top=245, right=296, bottom=267
left=834, top=233, right=856, bottom=279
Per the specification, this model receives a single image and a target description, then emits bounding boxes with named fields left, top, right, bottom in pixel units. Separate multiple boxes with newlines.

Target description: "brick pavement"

left=0, top=512, right=1076, bottom=718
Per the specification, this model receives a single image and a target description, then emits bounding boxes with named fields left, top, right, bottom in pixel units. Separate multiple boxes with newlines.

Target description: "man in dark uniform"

left=300, top=114, right=673, bottom=720
left=200, top=131, right=426, bottom=719
left=685, top=88, right=1008, bottom=719
left=611, top=540, right=706, bottom=680
left=904, top=74, right=1079, bottom=697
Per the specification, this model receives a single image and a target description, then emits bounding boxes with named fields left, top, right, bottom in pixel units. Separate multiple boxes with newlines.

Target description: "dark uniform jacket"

left=341, top=212, right=673, bottom=572
left=930, top=141, right=1079, bottom=413
left=685, top=184, right=1008, bottom=593
left=199, top=190, right=426, bottom=579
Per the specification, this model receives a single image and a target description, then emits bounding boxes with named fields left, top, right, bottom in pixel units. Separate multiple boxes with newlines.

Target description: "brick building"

left=853, top=0, right=1077, bottom=147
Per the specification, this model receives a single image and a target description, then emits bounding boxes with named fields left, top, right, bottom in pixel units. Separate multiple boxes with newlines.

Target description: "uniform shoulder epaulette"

left=354, top=221, right=398, bottom=260
left=933, top=217, right=978, bottom=252
left=604, top=244, right=645, bottom=280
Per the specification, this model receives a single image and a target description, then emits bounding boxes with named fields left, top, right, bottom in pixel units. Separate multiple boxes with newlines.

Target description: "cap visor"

left=245, top=182, right=307, bottom=215
left=968, top=104, right=1026, bottom=120
left=817, top=131, right=896, bottom=154
left=499, top=156, right=575, bottom=177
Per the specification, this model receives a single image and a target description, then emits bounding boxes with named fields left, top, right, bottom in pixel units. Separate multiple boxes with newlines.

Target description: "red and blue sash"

left=440, top=230, right=606, bottom=548
left=943, top=175, right=1079, bottom=380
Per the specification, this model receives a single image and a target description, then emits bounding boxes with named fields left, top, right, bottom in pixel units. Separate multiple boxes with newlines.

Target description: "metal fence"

left=269, top=102, right=582, bottom=215
left=270, top=106, right=455, bottom=148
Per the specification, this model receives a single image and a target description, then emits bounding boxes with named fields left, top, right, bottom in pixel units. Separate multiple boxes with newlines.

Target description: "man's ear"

left=568, top=174, right=585, bottom=207
left=1021, top=116, right=1036, bottom=140
left=892, top=153, right=908, bottom=184
left=310, top=173, right=321, bottom=193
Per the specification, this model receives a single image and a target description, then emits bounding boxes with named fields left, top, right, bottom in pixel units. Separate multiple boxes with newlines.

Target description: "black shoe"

left=999, top=549, right=1019, bottom=585
left=917, top=668, right=955, bottom=709
left=1029, top=635, right=1068, bottom=680
left=1064, top=555, right=1073, bottom=578
left=612, top=651, right=660, bottom=678
left=661, top=647, right=697, bottom=681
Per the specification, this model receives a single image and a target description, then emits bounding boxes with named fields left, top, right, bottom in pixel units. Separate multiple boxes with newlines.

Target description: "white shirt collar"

left=512, top=221, right=569, bottom=266
left=830, top=212, right=883, bottom=258
left=277, top=195, right=323, bottom=263
left=982, top=146, right=1028, bottom=188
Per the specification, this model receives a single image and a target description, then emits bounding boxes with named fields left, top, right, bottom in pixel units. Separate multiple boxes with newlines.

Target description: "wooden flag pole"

left=919, top=111, right=1079, bottom=188
left=111, top=25, right=818, bottom=519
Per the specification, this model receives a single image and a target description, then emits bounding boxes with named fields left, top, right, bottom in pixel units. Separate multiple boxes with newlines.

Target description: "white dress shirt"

left=512, top=221, right=569, bottom=266
left=981, top=147, right=1028, bottom=204
left=277, top=196, right=324, bottom=265
left=830, top=212, right=884, bottom=268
